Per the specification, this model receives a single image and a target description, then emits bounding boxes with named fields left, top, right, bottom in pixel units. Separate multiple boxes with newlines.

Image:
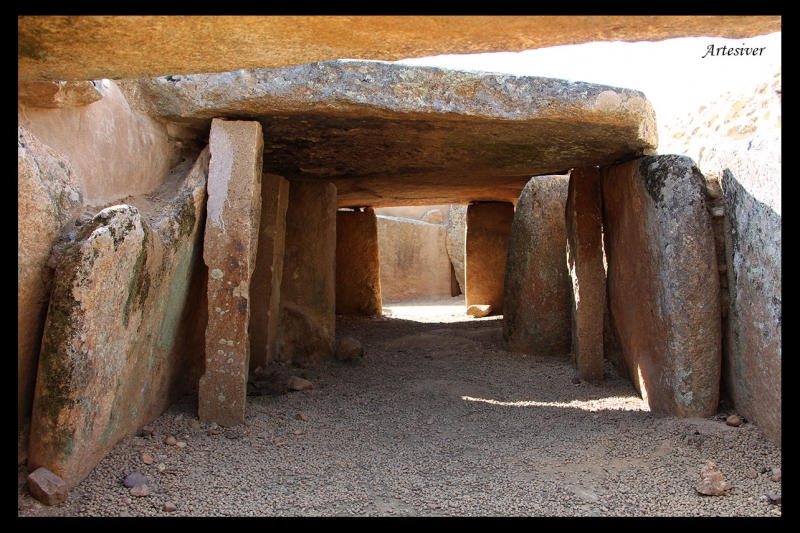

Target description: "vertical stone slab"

left=336, top=209, right=382, bottom=316
left=28, top=146, right=209, bottom=489
left=465, top=202, right=514, bottom=314
left=249, top=173, right=289, bottom=371
left=565, top=168, right=605, bottom=381
left=377, top=215, right=452, bottom=301
left=199, top=120, right=263, bottom=426
left=276, top=181, right=337, bottom=363
left=503, top=176, right=571, bottom=355
left=446, top=204, right=467, bottom=294
left=17, top=127, right=83, bottom=432
left=601, top=155, right=721, bottom=417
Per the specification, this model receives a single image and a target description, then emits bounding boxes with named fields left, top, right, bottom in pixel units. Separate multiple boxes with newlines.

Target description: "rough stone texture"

left=286, top=376, right=313, bottom=392
left=28, top=147, right=209, bottom=489
left=19, top=16, right=780, bottom=83
left=465, top=202, right=514, bottom=314
left=18, top=80, right=171, bottom=206
left=446, top=205, right=468, bottom=294
left=659, top=70, right=781, bottom=446
left=565, top=168, right=605, bottom=381
left=276, top=181, right=337, bottom=362
left=377, top=215, right=452, bottom=302
left=199, top=120, right=264, bottom=426
left=18, top=127, right=83, bottom=432
left=601, top=155, right=721, bottom=418
left=27, top=467, right=68, bottom=506
left=18, top=80, right=104, bottom=108
left=503, top=176, right=571, bottom=356
left=376, top=205, right=451, bottom=225
left=249, top=173, right=290, bottom=371
left=335, top=336, right=364, bottom=362
left=127, top=61, right=658, bottom=207
left=695, top=462, right=726, bottom=496
left=467, top=305, right=492, bottom=318
left=336, top=209, right=382, bottom=316
left=421, top=209, right=444, bottom=224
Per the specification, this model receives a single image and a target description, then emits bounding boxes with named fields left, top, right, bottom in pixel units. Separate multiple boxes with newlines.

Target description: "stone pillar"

left=465, top=202, right=514, bottom=314
left=601, top=155, right=720, bottom=417
left=565, top=168, right=605, bottom=381
left=249, top=173, right=290, bottom=372
left=199, top=119, right=263, bottom=426
left=336, top=208, right=382, bottom=316
left=275, top=181, right=337, bottom=363
left=503, top=176, right=571, bottom=355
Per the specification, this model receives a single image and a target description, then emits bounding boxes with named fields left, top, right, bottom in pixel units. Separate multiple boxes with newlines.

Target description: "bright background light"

left=395, top=32, right=781, bottom=128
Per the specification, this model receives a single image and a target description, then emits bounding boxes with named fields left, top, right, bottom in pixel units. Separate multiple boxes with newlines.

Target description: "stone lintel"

left=336, top=209, right=382, bottom=316
left=465, top=201, right=514, bottom=314
left=249, top=173, right=290, bottom=371
left=566, top=167, right=605, bottom=381
left=199, top=119, right=264, bottom=426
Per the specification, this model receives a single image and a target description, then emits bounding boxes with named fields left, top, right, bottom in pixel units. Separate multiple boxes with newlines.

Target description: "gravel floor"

left=18, top=296, right=782, bottom=517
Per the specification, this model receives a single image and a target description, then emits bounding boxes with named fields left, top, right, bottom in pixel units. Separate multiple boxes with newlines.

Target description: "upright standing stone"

left=276, top=181, right=337, bottom=363
left=465, top=202, right=514, bottom=314
left=18, top=127, right=83, bottom=431
left=601, top=155, right=720, bottom=417
left=336, top=209, right=382, bottom=316
left=249, top=173, right=289, bottom=371
left=199, top=120, right=263, bottom=426
left=377, top=215, right=452, bottom=301
left=565, top=168, right=605, bottom=381
left=503, top=176, right=571, bottom=355
left=446, top=205, right=468, bottom=294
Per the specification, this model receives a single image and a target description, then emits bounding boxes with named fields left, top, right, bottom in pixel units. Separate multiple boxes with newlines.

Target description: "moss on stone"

left=122, top=223, right=151, bottom=328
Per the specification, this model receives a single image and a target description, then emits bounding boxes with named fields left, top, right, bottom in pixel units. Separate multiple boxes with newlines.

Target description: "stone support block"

left=199, top=120, right=263, bottom=426
left=377, top=215, right=452, bottom=301
left=28, top=145, right=208, bottom=488
left=503, top=177, right=571, bottom=355
left=465, top=202, right=514, bottom=314
left=601, top=155, right=721, bottom=417
left=249, top=173, right=289, bottom=371
left=276, top=181, right=337, bottom=362
left=336, top=209, right=382, bottom=316
left=566, top=168, right=605, bottom=381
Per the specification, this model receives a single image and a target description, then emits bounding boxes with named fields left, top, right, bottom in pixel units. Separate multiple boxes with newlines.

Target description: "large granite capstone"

left=125, top=60, right=658, bottom=207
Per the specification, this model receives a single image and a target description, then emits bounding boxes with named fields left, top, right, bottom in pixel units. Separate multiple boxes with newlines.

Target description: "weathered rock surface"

left=127, top=60, right=657, bottom=207
left=659, top=70, right=781, bottom=446
left=18, top=16, right=780, bottom=83
left=446, top=205, right=468, bottom=294
left=376, top=205, right=451, bottom=225
left=249, top=173, right=290, bottom=371
left=18, top=80, right=104, bottom=108
left=276, top=181, right=337, bottom=362
left=467, top=305, right=493, bottom=318
left=565, top=168, right=605, bottom=381
left=28, top=146, right=209, bottom=489
left=465, top=202, right=514, bottom=314
left=335, top=336, right=365, bottom=362
left=695, top=462, right=726, bottom=496
left=199, top=119, right=264, bottom=426
left=286, top=376, right=313, bottom=392
left=17, top=127, right=83, bottom=431
left=27, top=467, right=68, bottom=506
left=601, top=155, right=721, bottom=417
left=336, top=209, right=382, bottom=316
left=503, top=176, right=571, bottom=356
left=421, top=209, right=444, bottom=224
left=377, top=216, right=452, bottom=301
left=18, top=80, right=172, bottom=206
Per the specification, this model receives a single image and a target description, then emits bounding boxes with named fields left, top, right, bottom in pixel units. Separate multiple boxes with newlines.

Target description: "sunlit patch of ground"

left=382, top=294, right=499, bottom=323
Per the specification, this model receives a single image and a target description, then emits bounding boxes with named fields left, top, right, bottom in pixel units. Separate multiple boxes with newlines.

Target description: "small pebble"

left=175, top=441, right=187, bottom=448
left=726, top=415, right=741, bottom=427
left=141, top=453, right=154, bottom=465
left=163, top=502, right=177, bottom=512
left=141, top=426, right=155, bottom=436
left=130, top=484, right=150, bottom=497
left=163, top=435, right=177, bottom=446
left=296, top=413, right=308, bottom=421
